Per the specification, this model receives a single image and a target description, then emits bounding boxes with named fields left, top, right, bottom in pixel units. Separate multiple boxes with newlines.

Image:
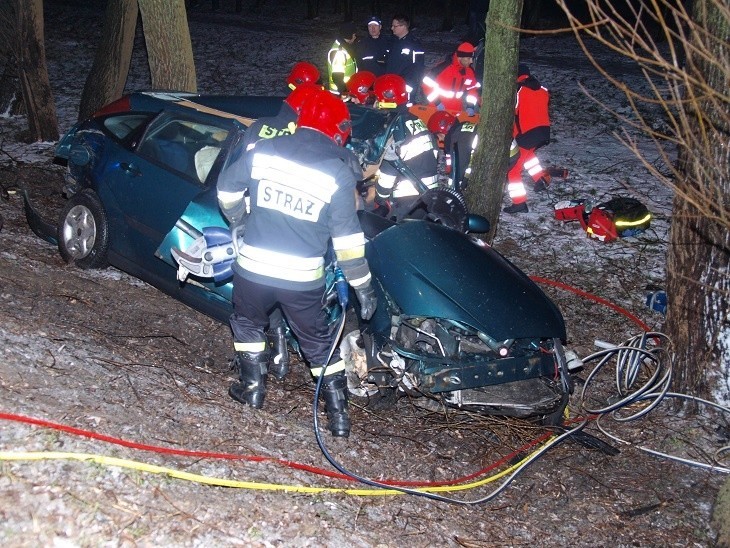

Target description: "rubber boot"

left=229, top=351, right=268, bottom=409
left=268, top=323, right=290, bottom=380
left=321, top=373, right=351, bottom=438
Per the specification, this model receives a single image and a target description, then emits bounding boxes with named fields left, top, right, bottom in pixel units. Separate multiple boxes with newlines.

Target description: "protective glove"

left=466, top=107, right=475, bottom=116
left=436, top=103, right=446, bottom=111
left=354, top=284, right=377, bottom=320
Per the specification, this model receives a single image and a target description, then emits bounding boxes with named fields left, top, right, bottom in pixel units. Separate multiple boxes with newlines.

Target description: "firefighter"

left=505, top=63, right=551, bottom=214
left=371, top=74, right=439, bottom=219
left=428, top=111, right=519, bottom=194
left=218, top=83, right=321, bottom=381
left=327, top=21, right=358, bottom=94
left=286, top=61, right=321, bottom=91
left=216, top=89, right=377, bottom=438
left=345, top=70, right=376, bottom=104
left=384, top=14, right=425, bottom=104
left=421, top=42, right=481, bottom=114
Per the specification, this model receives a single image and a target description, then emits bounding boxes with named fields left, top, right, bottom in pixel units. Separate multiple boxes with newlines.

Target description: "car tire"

left=58, top=189, right=110, bottom=269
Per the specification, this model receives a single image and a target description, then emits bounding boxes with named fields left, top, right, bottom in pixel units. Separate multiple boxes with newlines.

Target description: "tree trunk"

left=306, top=0, right=320, bottom=19
left=138, top=0, right=197, bottom=92
left=666, top=0, right=729, bottom=401
left=465, top=0, right=522, bottom=243
left=15, top=0, right=58, bottom=141
left=78, top=0, right=139, bottom=122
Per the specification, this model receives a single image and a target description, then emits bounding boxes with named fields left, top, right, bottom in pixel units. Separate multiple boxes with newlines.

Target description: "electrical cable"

left=309, top=300, right=585, bottom=504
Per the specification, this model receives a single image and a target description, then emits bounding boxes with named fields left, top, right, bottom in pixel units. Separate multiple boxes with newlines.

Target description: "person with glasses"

left=384, top=14, right=425, bottom=105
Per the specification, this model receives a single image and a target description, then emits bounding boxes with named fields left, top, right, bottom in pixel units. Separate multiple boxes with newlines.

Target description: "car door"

left=99, top=110, right=231, bottom=265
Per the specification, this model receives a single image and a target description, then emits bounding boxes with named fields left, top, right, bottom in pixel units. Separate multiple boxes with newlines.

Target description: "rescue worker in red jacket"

left=216, top=89, right=377, bottom=438
left=504, top=63, right=551, bottom=214
left=372, top=74, right=439, bottom=219
left=421, top=42, right=481, bottom=114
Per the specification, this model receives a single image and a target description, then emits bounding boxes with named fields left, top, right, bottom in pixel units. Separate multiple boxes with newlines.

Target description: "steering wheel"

left=402, top=188, right=469, bottom=232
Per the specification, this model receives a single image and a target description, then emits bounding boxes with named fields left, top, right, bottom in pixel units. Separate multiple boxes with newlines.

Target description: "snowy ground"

left=0, top=1, right=726, bottom=546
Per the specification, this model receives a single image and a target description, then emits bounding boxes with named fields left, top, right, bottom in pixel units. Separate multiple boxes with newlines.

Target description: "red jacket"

left=421, top=54, right=480, bottom=112
left=513, top=74, right=550, bottom=149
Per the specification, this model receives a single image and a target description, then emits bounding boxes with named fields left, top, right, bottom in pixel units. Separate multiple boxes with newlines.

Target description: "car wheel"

left=58, top=189, right=109, bottom=269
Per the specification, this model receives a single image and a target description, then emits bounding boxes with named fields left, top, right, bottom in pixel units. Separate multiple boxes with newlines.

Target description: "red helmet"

left=373, top=74, right=408, bottom=107
left=287, top=62, right=320, bottom=90
left=346, top=71, right=376, bottom=103
left=284, top=82, right=321, bottom=114
left=428, top=111, right=457, bottom=134
left=297, top=89, right=352, bottom=146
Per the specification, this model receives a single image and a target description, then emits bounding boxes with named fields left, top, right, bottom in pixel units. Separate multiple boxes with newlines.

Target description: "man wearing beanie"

left=357, top=16, right=390, bottom=76
left=421, top=42, right=481, bottom=114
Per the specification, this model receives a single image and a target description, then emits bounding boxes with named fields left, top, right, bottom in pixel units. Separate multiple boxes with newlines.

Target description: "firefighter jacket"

left=357, top=35, right=391, bottom=77
left=376, top=109, right=439, bottom=200
left=421, top=55, right=481, bottom=112
left=444, top=123, right=519, bottom=190
left=443, top=121, right=477, bottom=188
left=384, top=33, right=425, bottom=100
left=513, top=74, right=551, bottom=150
left=327, top=40, right=358, bottom=94
left=217, top=128, right=371, bottom=293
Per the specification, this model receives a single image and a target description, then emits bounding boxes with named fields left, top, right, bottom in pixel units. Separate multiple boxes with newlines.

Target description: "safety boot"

left=503, top=202, right=529, bottom=214
left=320, top=373, right=351, bottom=438
left=267, top=324, right=290, bottom=380
left=229, top=351, right=269, bottom=409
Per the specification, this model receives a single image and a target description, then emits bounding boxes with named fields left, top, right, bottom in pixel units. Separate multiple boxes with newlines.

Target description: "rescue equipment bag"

left=555, top=197, right=651, bottom=242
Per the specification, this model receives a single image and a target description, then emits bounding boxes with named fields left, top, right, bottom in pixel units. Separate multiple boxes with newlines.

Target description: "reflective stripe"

left=400, top=134, right=434, bottom=160
left=508, top=181, right=527, bottom=199
left=332, top=232, right=366, bottom=251
left=335, top=247, right=365, bottom=261
left=234, top=341, right=267, bottom=352
left=310, top=360, right=346, bottom=377
left=523, top=157, right=541, bottom=170
left=218, top=189, right=246, bottom=208
left=348, top=272, right=371, bottom=288
left=527, top=165, right=543, bottom=177
left=465, top=95, right=478, bottom=106
left=238, top=243, right=325, bottom=282
left=422, top=76, right=437, bottom=87
left=615, top=214, right=652, bottom=227
left=251, top=152, right=338, bottom=201
left=426, top=90, right=440, bottom=102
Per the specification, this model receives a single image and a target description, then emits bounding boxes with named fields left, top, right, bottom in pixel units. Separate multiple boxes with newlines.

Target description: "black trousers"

left=230, top=274, right=337, bottom=370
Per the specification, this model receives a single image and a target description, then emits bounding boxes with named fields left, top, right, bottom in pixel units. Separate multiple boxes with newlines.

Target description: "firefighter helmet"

left=287, top=62, right=320, bottom=90
left=297, top=89, right=352, bottom=146
left=346, top=71, right=376, bottom=104
left=284, top=83, right=321, bottom=114
left=427, top=111, right=457, bottom=135
left=373, top=74, right=408, bottom=107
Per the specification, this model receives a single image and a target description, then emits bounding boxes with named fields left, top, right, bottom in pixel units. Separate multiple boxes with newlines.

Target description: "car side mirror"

left=466, top=214, right=490, bottom=234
